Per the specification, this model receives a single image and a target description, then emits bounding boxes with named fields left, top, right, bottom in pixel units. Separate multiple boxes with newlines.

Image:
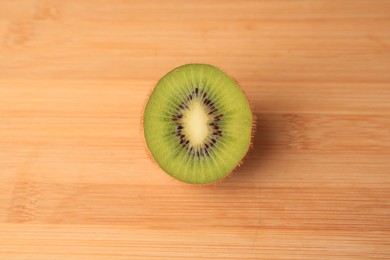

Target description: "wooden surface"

left=1, top=0, right=390, bottom=259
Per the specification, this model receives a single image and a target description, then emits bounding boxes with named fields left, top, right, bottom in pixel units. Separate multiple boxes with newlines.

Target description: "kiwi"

left=143, top=64, right=254, bottom=184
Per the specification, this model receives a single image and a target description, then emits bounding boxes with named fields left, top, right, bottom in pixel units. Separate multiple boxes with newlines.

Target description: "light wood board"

left=1, top=0, right=390, bottom=259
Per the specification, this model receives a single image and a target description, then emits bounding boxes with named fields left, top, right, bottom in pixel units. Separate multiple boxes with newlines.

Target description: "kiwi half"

left=143, top=64, right=253, bottom=184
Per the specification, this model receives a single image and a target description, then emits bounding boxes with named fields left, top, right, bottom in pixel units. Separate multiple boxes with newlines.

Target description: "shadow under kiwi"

left=226, top=111, right=282, bottom=183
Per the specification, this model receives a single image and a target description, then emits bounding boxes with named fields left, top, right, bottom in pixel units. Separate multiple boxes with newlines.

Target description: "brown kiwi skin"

left=141, top=77, right=161, bottom=175
left=142, top=64, right=256, bottom=186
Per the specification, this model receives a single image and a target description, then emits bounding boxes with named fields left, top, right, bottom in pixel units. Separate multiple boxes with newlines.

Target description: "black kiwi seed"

left=208, top=109, right=216, bottom=115
left=169, top=87, right=225, bottom=159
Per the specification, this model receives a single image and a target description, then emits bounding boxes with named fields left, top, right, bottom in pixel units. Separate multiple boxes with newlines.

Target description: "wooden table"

left=1, top=1, right=389, bottom=259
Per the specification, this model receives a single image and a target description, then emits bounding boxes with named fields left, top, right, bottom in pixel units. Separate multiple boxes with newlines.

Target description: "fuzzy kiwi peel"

left=143, top=64, right=254, bottom=184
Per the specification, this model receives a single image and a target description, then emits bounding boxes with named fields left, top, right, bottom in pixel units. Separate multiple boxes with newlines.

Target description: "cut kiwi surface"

left=143, top=64, right=253, bottom=184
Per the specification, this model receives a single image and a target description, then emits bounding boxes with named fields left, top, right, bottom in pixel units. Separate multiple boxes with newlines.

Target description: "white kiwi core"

left=182, top=100, right=210, bottom=147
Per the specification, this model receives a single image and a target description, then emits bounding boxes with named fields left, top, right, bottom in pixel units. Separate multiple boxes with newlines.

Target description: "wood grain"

left=1, top=0, right=390, bottom=259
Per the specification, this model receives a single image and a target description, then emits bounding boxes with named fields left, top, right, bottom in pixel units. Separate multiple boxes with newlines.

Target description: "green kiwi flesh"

left=143, top=64, right=253, bottom=184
